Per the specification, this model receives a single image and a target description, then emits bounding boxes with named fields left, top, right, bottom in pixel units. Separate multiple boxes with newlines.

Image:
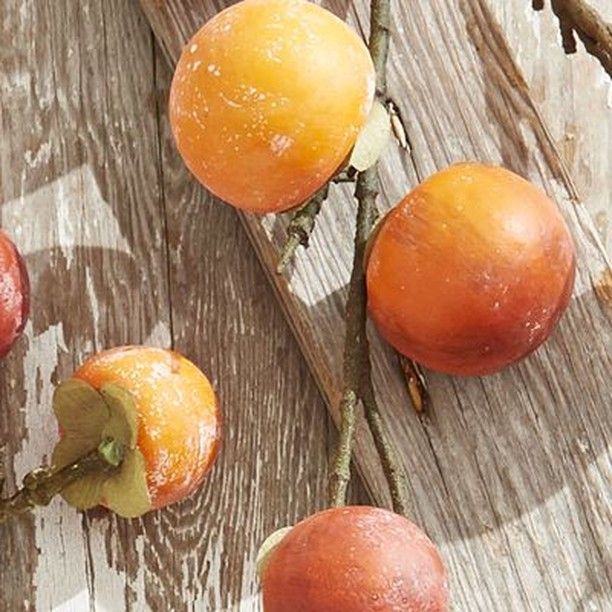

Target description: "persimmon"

left=366, top=163, right=576, bottom=376
left=53, top=346, right=221, bottom=517
left=260, top=506, right=449, bottom=611
left=169, top=0, right=375, bottom=213
left=0, top=230, right=29, bottom=359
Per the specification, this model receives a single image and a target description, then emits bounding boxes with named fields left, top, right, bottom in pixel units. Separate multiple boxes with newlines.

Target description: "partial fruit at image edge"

left=0, top=230, right=30, bottom=359
left=53, top=346, right=221, bottom=517
left=260, top=506, right=449, bottom=611
left=169, top=0, right=375, bottom=214
left=366, top=163, right=576, bottom=376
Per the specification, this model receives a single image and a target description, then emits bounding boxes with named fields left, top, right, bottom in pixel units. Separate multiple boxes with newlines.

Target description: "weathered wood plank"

left=492, top=0, right=612, bottom=257
left=1, top=1, right=172, bottom=608
left=139, top=0, right=612, bottom=609
left=0, top=1, right=338, bottom=610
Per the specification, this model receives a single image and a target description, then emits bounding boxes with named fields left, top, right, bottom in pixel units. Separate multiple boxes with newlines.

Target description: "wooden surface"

left=0, top=0, right=609, bottom=611
left=0, top=1, right=363, bottom=610
left=492, top=0, right=611, bottom=258
left=140, top=0, right=612, bottom=610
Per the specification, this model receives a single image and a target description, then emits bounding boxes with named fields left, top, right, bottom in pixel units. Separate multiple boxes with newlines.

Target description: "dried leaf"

left=100, top=383, right=138, bottom=449
left=102, top=449, right=151, bottom=518
left=256, top=526, right=293, bottom=579
left=349, top=101, right=391, bottom=171
left=52, top=379, right=143, bottom=514
left=53, top=379, right=110, bottom=440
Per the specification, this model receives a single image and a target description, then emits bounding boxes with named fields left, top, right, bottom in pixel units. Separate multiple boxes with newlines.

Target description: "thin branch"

left=362, top=375, right=410, bottom=516
left=0, top=438, right=124, bottom=523
left=535, top=0, right=612, bottom=77
left=329, top=0, right=411, bottom=515
left=356, top=165, right=411, bottom=516
left=276, top=184, right=329, bottom=274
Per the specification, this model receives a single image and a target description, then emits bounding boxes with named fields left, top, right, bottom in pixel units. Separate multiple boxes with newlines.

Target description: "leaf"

left=349, top=101, right=392, bottom=172
left=256, top=526, right=293, bottom=580
left=100, top=383, right=139, bottom=449
left=53, top=379, right=110, bottom=441
left=53, top=438, right=107, bottom=509
left=102, top=449, right=152, bottom=518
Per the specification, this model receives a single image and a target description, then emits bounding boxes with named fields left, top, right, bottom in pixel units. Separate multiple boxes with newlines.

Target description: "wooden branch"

left=0, top=438, right=123, bottom=523
left=534, top=0, right=612, bottom=77
left=329, top=0, right=411, bottom=514
left=276, top=184, right=330, bottom=274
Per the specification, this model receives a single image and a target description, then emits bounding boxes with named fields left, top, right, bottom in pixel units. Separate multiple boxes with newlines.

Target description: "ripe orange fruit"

left=73, top=346, right=221, bottom=509
left=261, top=506, right=449, bottom=611
left=169, top=0, right=375, bottom=213
left=366, top=163, right=576, bottom=376
left=0, top=230, right=29, bottom=359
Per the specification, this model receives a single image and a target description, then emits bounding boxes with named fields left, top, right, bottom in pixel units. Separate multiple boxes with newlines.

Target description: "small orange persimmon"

left=70, top=346, right=221, bottom=512
left=169, top=0, right=375, bottom=213
left=366, top=163, right=576, bottom=376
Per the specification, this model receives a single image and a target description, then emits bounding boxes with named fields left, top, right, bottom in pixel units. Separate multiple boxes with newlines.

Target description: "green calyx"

left=52, top=379, right=151, bottom=518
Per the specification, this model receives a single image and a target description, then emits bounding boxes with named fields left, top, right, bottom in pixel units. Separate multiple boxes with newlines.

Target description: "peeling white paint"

left=1, top=165, right=132, bottom=265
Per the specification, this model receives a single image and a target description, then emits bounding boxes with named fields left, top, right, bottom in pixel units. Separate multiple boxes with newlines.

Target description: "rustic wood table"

left=1, top=1, right=610, bottom=610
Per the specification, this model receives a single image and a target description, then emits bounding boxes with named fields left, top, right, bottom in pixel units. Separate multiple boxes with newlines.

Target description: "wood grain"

left=0, top=0, right=342, bottom=610
left=492, top=0, right=612, bottom=256
left=139, top=0, right=612, bottom=609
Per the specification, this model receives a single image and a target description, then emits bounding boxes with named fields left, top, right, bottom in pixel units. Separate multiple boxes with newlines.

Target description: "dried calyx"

left=52, top=379, right=151, bottom=518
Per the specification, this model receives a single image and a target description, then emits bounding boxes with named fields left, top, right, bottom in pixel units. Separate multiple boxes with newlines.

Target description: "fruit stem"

left=0, top=438, right=124, bottom=524
left=328, top=0, right=411, bottom=516
left=276, top=184, right=330, bottom=274
left=533, top=0, right=612, bottom=77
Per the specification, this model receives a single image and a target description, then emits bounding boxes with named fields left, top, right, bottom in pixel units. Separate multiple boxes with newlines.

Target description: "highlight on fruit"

left=366, top=163, right=576, bottom=376
left=0, top=230, right=30, bottom=359
left=259, top=506, right=449, bottom=612
left=0, top=346, right=221, bottom=522
left=169, top=0, right=375, bottom=213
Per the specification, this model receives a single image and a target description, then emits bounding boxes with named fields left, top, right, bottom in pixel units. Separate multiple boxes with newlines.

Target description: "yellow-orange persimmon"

left=74, top=346, right=221, bottom=509
left=169, top=0, right=375, bottom=213
left=366, top=163, right=576, bottom=376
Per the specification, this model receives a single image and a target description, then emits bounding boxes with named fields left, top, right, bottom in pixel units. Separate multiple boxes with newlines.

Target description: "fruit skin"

left=366, top=163, right=576, bottom=376
left=73, top=346, right=221, bottom=509
left=169, top=0, right=375, bottom=214
left=0, top=230, right=30, bottom=359
left=261, top=506, right=448, bottom=612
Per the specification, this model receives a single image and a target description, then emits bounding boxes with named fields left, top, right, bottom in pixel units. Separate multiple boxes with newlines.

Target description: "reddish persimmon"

left=73, top=346, right=221, bottom=510
left=0, top=230, right=29, bottom=358
left=169, top=0, right=375, bottom=213
left=261, top=506, right=449, bottom=611
left=366, top=163, right=576, bottom=375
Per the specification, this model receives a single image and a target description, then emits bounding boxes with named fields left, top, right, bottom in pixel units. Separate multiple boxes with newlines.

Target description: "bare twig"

left=276, top=184, right=329, bottom=274
left=329, top=0, right=411, bottom=515
left=328, top=168, right=375, bottom=507
left=0, top=438, right=124, bottom=523
left=534, top=0, right=612, bottom=77
left=362, top=376, right=410, bottom=515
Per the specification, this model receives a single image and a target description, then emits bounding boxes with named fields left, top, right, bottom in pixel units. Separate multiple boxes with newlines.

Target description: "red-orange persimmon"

left=261, top=506, right=449, bottom=611
left=0, top=230, right=29, bottom=359
left=366, top=163, right=576, bottom=375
